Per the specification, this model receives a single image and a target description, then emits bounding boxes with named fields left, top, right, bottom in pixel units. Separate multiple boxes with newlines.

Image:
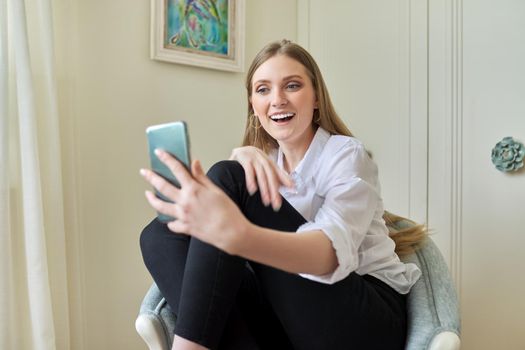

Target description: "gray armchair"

left=135, top=219, right=461, bottom=350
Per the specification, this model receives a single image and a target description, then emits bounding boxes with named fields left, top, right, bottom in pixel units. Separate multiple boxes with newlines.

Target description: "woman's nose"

left=271, top=89, right=287, bottom=107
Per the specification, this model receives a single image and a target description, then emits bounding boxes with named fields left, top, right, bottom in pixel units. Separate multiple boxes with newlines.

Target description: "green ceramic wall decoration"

left=491, top=137, right=525, bottom=172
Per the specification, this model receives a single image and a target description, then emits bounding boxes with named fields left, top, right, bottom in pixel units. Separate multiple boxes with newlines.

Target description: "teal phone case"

left=146, top=121, right=191, bottom=222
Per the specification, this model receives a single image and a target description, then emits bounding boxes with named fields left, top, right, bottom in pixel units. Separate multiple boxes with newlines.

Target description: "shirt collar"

left=277, top=127, right=330, bottom=188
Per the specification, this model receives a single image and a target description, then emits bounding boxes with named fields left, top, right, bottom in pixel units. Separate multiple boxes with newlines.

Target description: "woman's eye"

left=286, top=83, right=301, bottom=90
left=255, top=87, right=269, bottom=94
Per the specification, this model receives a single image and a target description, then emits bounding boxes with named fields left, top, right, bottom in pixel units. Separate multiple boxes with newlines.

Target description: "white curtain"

left=1, top=0, right=70, bottom=349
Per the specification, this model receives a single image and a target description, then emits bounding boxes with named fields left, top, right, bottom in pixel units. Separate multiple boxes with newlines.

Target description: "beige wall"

left=54, top=1, right=298, bottom=348
left=297, top=1, right=428, bottom=224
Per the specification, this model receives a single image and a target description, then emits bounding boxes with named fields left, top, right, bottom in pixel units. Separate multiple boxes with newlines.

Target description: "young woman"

left=140, top=39, right=422, bottom=350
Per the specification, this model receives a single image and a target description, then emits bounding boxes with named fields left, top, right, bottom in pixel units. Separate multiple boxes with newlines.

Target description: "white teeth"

left=270, top=113, right=295, bottom=120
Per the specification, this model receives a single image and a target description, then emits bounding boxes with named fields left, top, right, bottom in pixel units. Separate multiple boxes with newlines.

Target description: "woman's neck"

left=280, top=127, right=317, bottom=173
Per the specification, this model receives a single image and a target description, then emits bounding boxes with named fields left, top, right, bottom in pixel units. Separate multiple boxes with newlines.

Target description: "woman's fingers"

left=140, top=168, right=180, bottom=202
left=248, top=155, right=278, bottom=209
left=257, top=157, right=293, bottom=211
left=144, top=190, right=190, bottom=227
left=167, top=219, right=189, bottom=234
left=253, top=161, right=271, bottom=206
left=191, top=160, right=213, bottom=187
left=241, top=163, right=258, bottom=195
left=155, top=149, right=193, bottom=187
left=265, top=166, right=283, bottom=211
left=229, top=146, right=295, bottom=211
left=231, top=147, right=258, bottom=195
left=144, top=190, right=177, bottom=218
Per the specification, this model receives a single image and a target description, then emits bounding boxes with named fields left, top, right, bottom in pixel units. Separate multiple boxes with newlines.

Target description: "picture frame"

left=150, top=0, right=245, bottom=72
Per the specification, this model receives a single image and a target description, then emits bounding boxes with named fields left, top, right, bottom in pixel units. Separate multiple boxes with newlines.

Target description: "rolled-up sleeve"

left=297, top=143, right=380, bottom=284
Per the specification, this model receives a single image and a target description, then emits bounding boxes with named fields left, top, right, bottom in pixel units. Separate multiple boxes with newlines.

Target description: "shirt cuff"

left=295, top=221, right=358, bottom=284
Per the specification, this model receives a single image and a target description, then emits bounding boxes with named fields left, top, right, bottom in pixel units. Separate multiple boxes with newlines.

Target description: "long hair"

left=383, top=211, right=427, bottom=257
left=242, top=39, right=426, bottom=256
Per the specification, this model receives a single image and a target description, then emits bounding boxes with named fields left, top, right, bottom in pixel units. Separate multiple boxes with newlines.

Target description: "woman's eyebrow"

left=282, top=75, right=304, bottom=81
left=253, top=79, right=271, bottom=85
left=253, top=75, right=305, bottom=85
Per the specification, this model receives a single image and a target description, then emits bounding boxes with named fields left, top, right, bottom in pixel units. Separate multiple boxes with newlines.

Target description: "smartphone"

left=146, top=121, right=191, bottom=222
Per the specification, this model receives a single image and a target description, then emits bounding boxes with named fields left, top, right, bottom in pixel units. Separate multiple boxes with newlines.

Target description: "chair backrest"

left=392, top=220, right=461, bottom=349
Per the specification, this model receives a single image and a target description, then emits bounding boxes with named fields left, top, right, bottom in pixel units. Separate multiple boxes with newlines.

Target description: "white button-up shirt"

left=272, top=127, right=421, bottom=294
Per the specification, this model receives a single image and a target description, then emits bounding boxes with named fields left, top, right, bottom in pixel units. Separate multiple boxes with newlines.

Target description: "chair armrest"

left=428, top=331, right=461, bottom=350
left=136, top=283, right=176, bottom=350
left=135, top=313, right=169, bottom=350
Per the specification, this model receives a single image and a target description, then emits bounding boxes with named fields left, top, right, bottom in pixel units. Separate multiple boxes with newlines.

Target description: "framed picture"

left=151, top=0, right=245, bottom=72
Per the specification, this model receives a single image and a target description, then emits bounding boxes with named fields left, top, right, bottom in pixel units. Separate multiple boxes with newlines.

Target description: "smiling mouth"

left=270, top=113, right=295, bottom=123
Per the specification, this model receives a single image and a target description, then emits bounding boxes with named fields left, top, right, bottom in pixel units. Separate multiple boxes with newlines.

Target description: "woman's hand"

left=140, top=149, right=250, bottom=255
left=229, top=146, right=294, bottom=211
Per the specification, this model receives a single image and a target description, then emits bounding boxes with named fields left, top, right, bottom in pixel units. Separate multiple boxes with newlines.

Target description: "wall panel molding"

left=407, top=0, right=429, bottom=224
left=449, top=0, right=463, bottom=296
left=428, top=0, right=463, bottom=293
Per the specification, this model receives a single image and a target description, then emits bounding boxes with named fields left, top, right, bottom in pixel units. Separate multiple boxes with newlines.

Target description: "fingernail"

left=140, top=168, right=147, bottom=176
left=272, top=202, right=281, bottom=212
left=154, top=148, right=163, bottom=157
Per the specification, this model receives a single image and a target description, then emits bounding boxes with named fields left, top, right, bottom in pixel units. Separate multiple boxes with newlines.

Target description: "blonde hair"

left=242, top=39, right=426, bottom=256
left=383, top=211, right=427, bottom=257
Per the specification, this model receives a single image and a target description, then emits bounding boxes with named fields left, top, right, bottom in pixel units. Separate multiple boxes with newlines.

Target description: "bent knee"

left=207, top=160, right=244, bottom=181
left=206, top=160, right=247, bottom=202
left=139, top=218, right=175, bottom=256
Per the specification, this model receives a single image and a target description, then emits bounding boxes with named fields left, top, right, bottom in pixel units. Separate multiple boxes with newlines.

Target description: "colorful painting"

left=151, top=0, right=244, bottom=72
left=165, top=0, right=230, bottom=57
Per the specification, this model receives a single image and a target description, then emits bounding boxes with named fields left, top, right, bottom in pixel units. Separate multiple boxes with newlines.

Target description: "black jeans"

left=140, top=160, right=407, bottom=350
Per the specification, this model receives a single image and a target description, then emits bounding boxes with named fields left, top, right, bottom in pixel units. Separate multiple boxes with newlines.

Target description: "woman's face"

left=250, top=54, right=318, bottom=150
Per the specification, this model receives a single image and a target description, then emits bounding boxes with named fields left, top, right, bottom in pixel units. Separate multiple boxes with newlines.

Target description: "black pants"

left=140, top=160, right=407, bottom=350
